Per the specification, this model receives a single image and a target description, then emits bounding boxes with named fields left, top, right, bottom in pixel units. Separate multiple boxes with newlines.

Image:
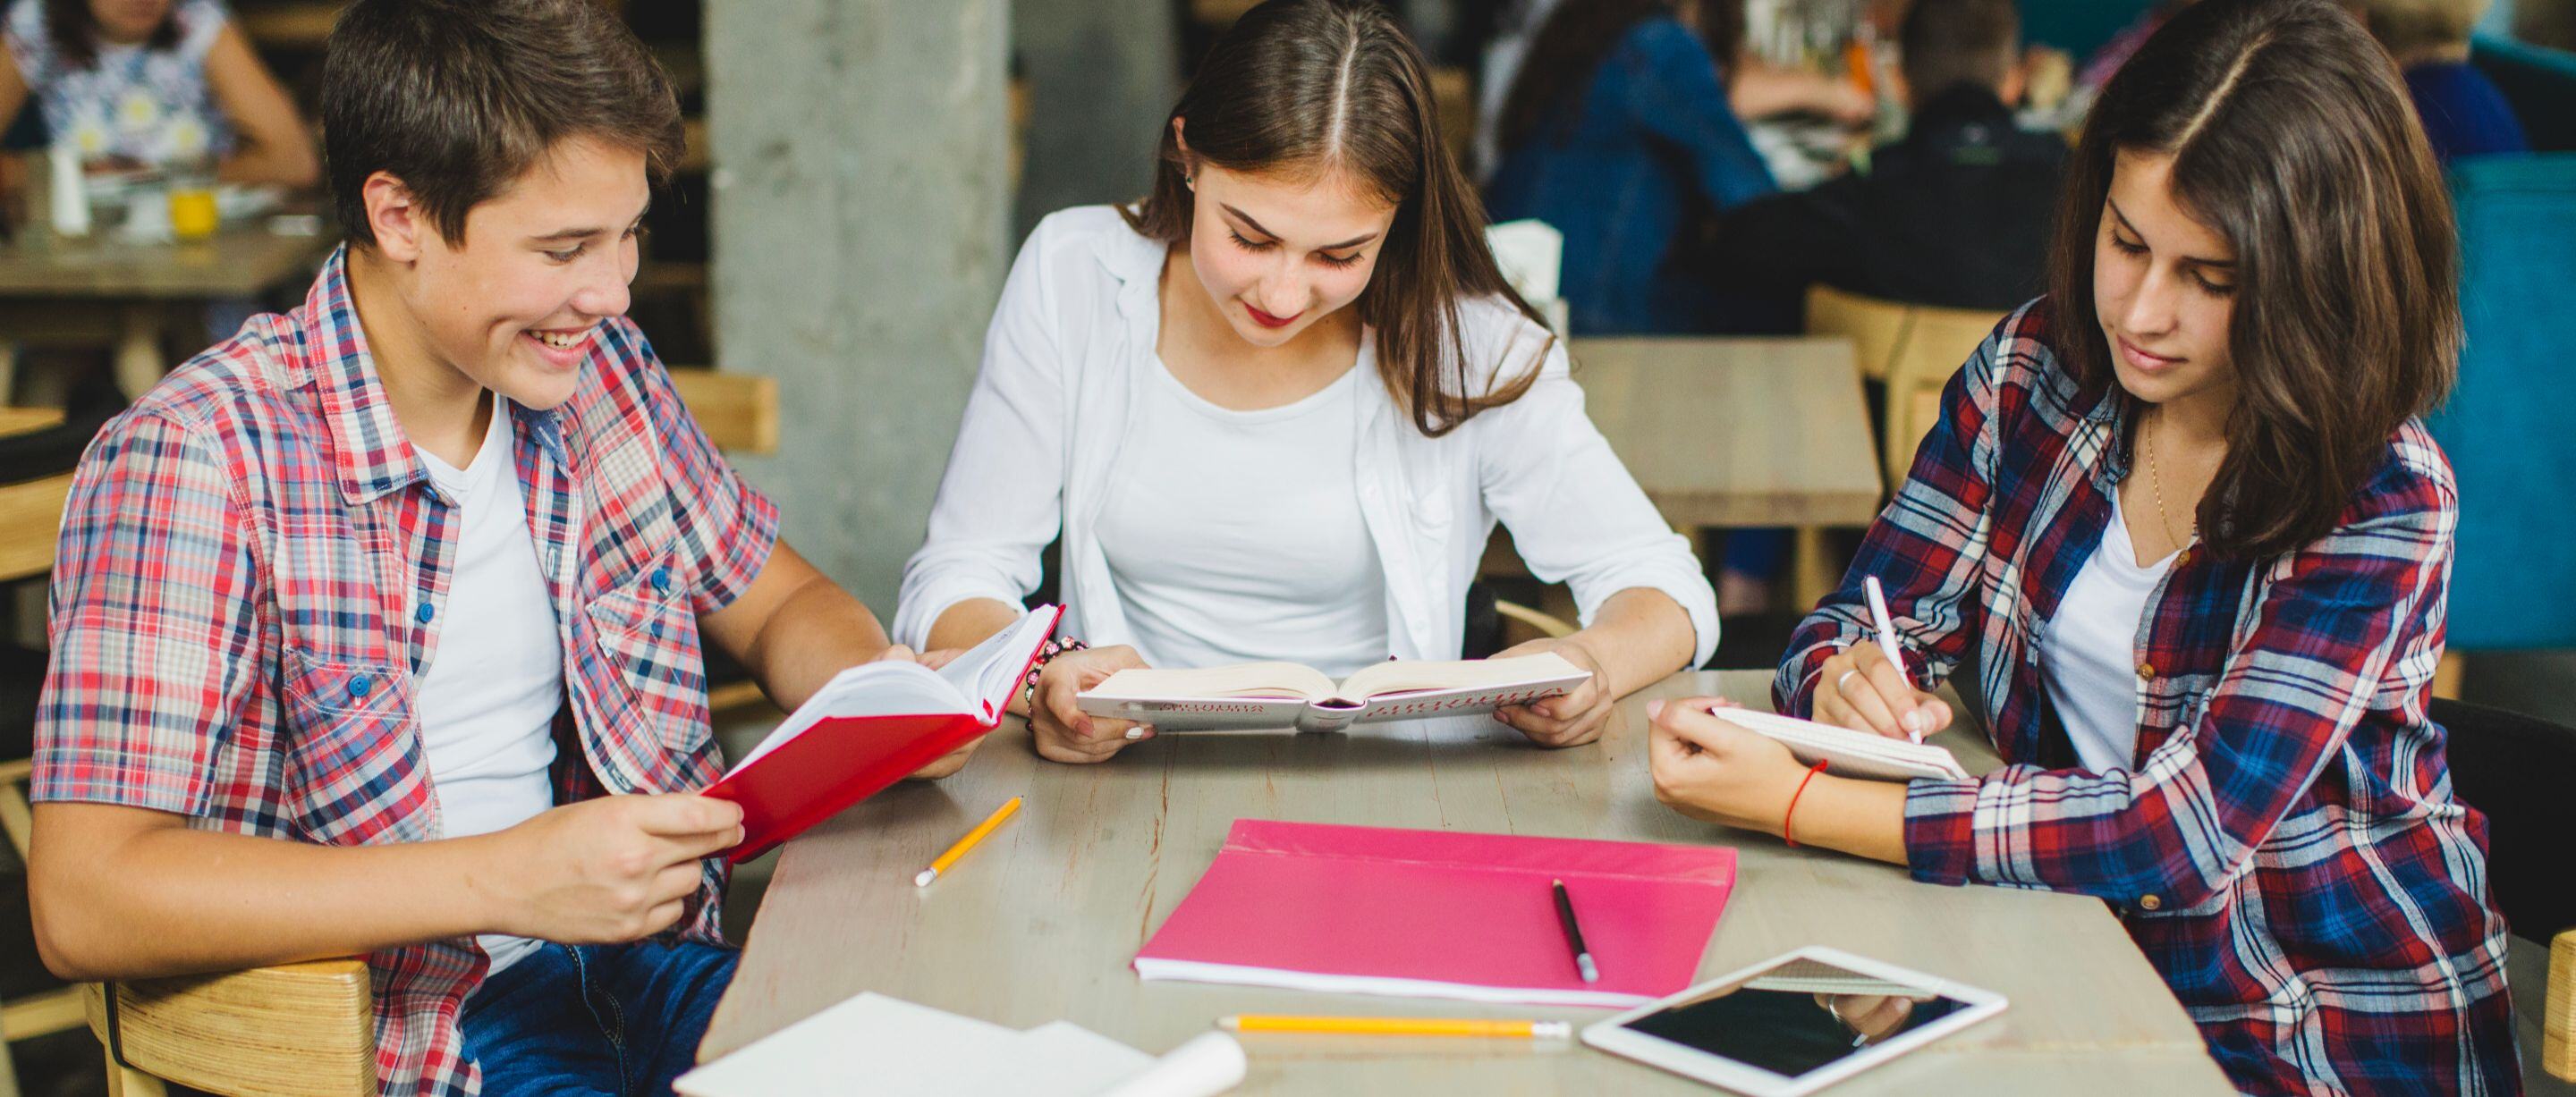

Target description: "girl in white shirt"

left=898, top=0, right=1717, bottom=764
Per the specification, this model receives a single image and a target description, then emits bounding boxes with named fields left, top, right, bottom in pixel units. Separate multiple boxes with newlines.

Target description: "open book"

left=1706, top=708, right=1969, bottom=781
left=704, top=605, right=1063, bottom=863
left=1075, top=653, right=1589, bottom=733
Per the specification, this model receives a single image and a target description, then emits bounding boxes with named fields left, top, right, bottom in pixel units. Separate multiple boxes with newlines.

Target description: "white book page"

left=1708, top=709, right=1968, bottom=781
left=1082, top=662, right=1339, bottom=702
left=1334, top=652, right=1585, bottom=700
left=932, top=606, right=1064, bottom=719
left=725, top=606, right=1060, bottom=776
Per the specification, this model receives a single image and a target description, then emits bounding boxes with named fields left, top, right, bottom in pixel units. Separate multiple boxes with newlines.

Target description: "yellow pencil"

left=913, top=796, right=1023, bottom=886
left=1216, top=1016, right=1573, bottom=1038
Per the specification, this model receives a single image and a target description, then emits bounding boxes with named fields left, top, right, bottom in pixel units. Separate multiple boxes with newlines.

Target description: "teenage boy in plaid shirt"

left=22, top=2, right=970, bottom=1093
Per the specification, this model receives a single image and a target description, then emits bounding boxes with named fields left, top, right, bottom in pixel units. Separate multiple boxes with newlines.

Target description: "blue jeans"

left=460, top=941, right=739, bottom=1096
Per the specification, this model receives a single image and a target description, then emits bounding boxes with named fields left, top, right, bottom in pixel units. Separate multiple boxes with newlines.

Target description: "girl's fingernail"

left=1902, top=712, right=1921, bottom=733
left=1647, top=698, right=1667, bottom=720
left=1124, top=727, right=1146, bottom=740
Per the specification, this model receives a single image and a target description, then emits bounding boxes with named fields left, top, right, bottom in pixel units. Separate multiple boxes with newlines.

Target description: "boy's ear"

left=362, top=171, right=435, bottom=262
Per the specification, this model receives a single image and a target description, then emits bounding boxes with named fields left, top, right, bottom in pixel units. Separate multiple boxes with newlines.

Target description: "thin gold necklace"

left=2142, top=407, right=2194, bottom=548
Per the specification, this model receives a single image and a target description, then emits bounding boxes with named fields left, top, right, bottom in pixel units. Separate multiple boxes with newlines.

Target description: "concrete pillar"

left=705, top=0, right=1011, bottom=609
left=1009, top=0, right=1178, bottom=239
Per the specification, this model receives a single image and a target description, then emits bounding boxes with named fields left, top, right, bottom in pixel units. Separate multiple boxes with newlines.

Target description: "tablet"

left=1580, top=946, right=2006, bottom=1096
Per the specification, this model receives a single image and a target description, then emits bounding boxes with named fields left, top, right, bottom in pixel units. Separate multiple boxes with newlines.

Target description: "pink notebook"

left=1134, top=820, right=1737, bottom=1008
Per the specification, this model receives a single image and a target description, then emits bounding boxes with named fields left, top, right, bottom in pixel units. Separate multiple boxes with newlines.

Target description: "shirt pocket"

left=581, top=542, right=712, bottom=755
left=278, top=647, right=423, bottom=846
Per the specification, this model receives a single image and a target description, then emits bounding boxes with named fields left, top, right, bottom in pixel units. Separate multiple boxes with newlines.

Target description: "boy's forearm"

left=735, top=574, right=896, bottom=713
left=30, top=804, right=501, bottom=982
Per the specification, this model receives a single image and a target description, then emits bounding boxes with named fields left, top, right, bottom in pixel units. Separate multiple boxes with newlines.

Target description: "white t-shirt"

left=413, top=400, right=564, bottom=976
left=2038, top=490, right=2178, bottom=774
left=1096, top=358, right=1390, bottom=679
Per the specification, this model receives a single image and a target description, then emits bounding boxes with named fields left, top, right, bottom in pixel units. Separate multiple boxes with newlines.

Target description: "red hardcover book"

left=705, top=605, right=1063, bottom=864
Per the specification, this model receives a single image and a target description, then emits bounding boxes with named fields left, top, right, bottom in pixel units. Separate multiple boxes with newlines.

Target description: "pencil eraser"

left=913, top=868, right=936, bottom=887
left=1578, top=956, right=1599, bottom=983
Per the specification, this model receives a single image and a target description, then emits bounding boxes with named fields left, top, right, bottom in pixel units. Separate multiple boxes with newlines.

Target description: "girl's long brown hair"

left=45, top=0, right=182, bottom=69
left=1123, top=0, right=1547, bottom=437
left=2046, top=0, right=2460, bottom=560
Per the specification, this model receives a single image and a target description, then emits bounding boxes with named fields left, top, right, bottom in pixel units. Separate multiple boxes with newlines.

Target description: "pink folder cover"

left=1133, top=820, right=1737, bottom=1008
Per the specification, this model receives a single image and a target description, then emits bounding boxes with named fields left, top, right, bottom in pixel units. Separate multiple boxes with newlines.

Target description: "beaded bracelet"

left=1021, top=636, right=1089, bottom=713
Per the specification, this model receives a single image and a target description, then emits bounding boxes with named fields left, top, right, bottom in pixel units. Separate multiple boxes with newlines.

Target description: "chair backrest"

left=1805, top=284, right=2001, bottom=485
left=83, top=959, right=375, bottom=1097
left=2471, top=34, right=2576, bottom=153
left=2432, top=696, right=2576, bottom=944
left=2428, top=154, right=2576, bottom=650
left=667, top=367, right=779, bottom=455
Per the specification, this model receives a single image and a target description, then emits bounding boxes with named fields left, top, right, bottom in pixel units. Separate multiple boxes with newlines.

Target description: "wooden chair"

left=1803, top=284, right=2002, bottom=486
left=1, top=409, right=80, bottom=1097
left=84, top=963, right=374, bottom=1097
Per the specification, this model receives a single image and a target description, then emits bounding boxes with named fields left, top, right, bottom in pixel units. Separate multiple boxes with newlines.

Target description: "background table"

left=1541, top=336, right=1885, bottom=609
left=1566, top=337, right=1883, bottom=532
left=0, top=226, right=333, bottom=399
left=702, top=671, right=2231, bottom=1094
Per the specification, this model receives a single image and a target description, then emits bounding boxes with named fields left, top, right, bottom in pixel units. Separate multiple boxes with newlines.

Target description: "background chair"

left=2426, top=155, right=2576, bottom=696
left=2432, top=696, right=2576, bottom=1084
left=1803, top=284, right=2002, bottom=487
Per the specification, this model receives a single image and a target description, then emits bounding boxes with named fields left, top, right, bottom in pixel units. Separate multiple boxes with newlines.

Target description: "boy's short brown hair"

left=321, top=0, right=684, bottom=247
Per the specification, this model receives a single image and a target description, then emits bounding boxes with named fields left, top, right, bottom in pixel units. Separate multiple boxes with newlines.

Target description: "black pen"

left=1552, top=878, right=1597, bottom=983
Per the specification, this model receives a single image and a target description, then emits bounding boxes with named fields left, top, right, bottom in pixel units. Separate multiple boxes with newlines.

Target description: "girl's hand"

left=1492, top=637, right=1614, bottom=747
left=1811, top=642, right=1952, bottom=742
left=1648, top=696, right=1809, bottom=833
left=1030, top=645, right=1156, bottom=764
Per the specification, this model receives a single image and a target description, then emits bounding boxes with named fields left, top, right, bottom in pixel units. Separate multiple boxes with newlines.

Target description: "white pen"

left=1862, top=576, right=1920, bottom=743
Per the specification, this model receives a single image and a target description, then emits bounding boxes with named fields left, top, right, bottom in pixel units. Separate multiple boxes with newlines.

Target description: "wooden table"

left=0, top=225, right=332, bottom=399
left=1560, top=336, right=1885, bottom=605
left=703, top=671, right=2230, bottom=1094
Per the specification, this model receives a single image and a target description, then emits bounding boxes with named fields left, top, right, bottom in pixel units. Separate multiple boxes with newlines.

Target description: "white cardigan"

left=894, top=207, right=1719, bottom=666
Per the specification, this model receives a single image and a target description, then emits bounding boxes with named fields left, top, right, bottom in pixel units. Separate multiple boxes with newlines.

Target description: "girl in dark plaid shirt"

left=1647, top=0, right=2519, bottom=1092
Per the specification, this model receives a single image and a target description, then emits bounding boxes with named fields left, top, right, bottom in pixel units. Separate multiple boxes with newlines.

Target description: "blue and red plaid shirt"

left=1778, top=302, right=2517, bottom=1094
left=34, top=247, right=778, bottom=1097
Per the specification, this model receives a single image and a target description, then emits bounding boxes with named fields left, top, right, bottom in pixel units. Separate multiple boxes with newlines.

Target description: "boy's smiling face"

left=365, top=135, right=649, bottom=412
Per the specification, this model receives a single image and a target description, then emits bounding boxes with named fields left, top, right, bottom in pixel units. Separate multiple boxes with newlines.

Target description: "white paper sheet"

left=674, top=992, right=1244, bottom=1097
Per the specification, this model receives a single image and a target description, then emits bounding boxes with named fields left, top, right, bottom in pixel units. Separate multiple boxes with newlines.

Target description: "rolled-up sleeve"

left=1478, top=333, right=1720, bottom=668
left=36, top=413, right=262, bottom=814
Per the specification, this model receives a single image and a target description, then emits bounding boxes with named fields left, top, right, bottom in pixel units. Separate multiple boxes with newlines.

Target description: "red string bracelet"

left=1783, top=759, right=1831, bottom=848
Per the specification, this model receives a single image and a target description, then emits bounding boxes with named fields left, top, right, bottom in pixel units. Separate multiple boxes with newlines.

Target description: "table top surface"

left=0, top=225, right=332, bottom=299
left=703, top=671, right=2229, bottom=1095
left=1568, top=336, right=1885, bottom=529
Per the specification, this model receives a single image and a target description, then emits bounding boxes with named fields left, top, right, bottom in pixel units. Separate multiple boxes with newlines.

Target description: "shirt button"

left=415, top=603, right=435, bottom=624
left=651, top=568, right=673, bottom=594
left=2138, top=893, right=2163, bottom=911
left=2136, top=662, right=2157, bottom=681
left=2174, top=549, right=2192, bottom=567
left=349, top=676, right=373, bottom=699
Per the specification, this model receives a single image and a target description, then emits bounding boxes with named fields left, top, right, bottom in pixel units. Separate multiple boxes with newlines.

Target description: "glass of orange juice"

left=168, top=175, right=218, bottom=240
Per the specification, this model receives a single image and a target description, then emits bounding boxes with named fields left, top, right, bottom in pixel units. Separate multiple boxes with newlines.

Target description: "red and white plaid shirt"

left=35, top=247, right=778, bottom=1097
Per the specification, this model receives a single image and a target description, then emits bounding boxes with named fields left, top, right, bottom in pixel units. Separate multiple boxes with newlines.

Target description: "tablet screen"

left=1615, top=956, right=1976, bottom=1079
